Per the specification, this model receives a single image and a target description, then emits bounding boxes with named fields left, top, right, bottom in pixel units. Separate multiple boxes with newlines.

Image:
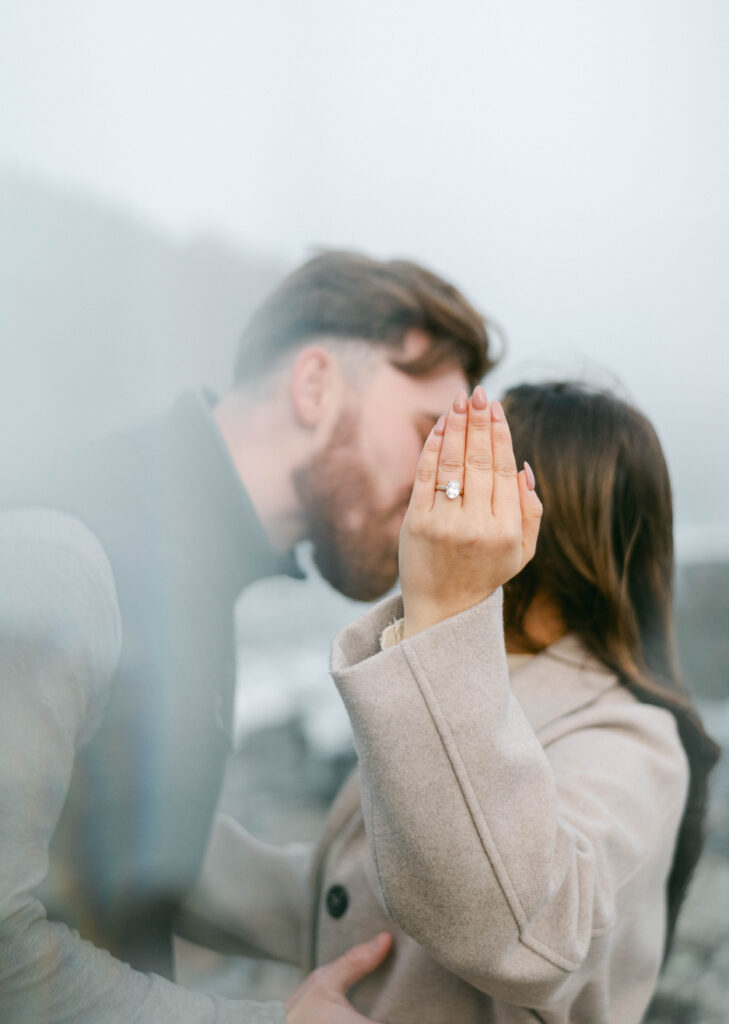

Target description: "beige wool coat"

left=186, top=589, right=689, bottom=1024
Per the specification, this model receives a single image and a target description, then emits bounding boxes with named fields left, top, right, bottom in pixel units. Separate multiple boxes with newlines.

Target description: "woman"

left=187, top=382, right=718, bottom=1024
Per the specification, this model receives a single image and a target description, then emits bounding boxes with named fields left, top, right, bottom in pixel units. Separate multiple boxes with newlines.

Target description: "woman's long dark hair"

left=502, top=381, right=720, bottom=962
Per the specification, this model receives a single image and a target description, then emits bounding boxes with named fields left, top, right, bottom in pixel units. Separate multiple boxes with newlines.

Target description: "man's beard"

left=293, top=409, right=409, bottom=601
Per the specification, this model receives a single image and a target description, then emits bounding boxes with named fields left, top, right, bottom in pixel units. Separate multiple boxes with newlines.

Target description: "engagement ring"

left=436, top=480, right=463, bottom=500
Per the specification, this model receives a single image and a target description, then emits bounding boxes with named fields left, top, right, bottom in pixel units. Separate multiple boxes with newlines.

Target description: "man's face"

left=294, top=335, right=469, bottom=600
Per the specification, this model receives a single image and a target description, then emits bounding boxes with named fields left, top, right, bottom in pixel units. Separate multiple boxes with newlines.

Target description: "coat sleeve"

left=179, top=814, right=314, bottom=967
left=0, top=508, right=285, bottom=1024
left=330, top=589, right=689, bottom=1011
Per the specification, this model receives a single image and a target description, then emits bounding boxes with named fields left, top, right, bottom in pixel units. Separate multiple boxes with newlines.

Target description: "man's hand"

left=285, top=933, right=392, bottom=1023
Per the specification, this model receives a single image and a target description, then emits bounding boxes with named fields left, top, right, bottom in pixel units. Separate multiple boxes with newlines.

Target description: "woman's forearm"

left=331, top=590, right=687, bottom=1008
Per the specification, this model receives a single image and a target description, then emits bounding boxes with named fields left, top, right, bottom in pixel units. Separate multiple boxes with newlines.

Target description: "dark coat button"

left=325, top=884, right=349, bottom=919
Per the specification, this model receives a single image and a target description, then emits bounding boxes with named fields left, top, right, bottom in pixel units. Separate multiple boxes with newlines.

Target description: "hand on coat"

left=285, top=932, right=392, bottom=1023
left=399, top=386, right=542, bottom=638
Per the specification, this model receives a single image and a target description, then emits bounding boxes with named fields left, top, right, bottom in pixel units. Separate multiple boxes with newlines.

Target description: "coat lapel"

left=304, top=766, right=363, bottom=970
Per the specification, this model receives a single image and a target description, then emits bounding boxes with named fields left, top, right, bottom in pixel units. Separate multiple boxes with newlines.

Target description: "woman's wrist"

left=402, top=592, right=496, bottom=639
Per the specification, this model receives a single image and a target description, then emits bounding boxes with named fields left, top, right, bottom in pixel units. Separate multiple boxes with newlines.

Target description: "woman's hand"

left=399, top=386, right=542, bottom=638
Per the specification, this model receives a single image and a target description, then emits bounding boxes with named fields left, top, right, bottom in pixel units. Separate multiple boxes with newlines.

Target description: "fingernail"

left=433, top=414, right=446, bottom=435
left=453, top=389, right=468, bottom=413
left=524, top=460, right=536, bottom=490
left=471, top=385, right=488, bottom=410
left=371, top=932, right=390, bottom=952
left=491, top=399, right=505, bottom=422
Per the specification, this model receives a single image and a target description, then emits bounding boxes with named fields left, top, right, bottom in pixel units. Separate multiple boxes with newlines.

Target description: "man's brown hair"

left=232, top=250, right=498, bottom=388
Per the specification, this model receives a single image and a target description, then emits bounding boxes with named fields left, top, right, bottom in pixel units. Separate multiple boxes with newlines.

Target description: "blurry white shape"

left=233, top=645, right=353, bottom=757
left=300, top=696, right=353, bottom=760
left=232, top=545, right=383, bottom=757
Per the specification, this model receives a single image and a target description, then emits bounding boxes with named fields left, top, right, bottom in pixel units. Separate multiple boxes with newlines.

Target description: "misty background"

left=1, top=2, right=728, bottom=557
left=1, top=3, right=728, bottom=1021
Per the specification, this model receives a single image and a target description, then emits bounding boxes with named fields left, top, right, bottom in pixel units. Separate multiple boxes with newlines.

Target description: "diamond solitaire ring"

left=435, top=480, right=463, bottom=500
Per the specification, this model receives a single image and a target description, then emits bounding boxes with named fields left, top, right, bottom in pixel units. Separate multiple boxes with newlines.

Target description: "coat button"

left=325, top=884, right=349, bottom=919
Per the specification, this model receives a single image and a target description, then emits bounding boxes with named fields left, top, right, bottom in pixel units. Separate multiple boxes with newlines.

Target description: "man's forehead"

left=340, top=329, right=468, bottom=416
left=396, top=328, right=469, bottom=389
left=374, top=357, right=467, bottom=415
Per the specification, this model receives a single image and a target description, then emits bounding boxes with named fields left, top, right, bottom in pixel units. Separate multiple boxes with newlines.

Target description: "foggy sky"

left=1, top=1, right=728, bottom=558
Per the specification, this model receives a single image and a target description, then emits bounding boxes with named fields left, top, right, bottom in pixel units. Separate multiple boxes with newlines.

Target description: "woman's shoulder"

left=519, top=635, right=689, bottom=825
left=511, top=633, right=688, bottom=776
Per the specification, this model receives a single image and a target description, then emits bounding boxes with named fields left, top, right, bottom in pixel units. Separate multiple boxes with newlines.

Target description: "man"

left=0, top=251, right=494, bottom=1022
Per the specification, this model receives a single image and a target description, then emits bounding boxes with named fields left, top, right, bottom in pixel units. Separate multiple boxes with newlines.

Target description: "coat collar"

left=507, top=633, right=617, bottom=734
left=158, top=390, right=305, bottom=602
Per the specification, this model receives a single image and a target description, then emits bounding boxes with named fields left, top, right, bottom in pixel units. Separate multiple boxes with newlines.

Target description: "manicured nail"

left=453, top=389, right=468, bottom=413
left=524, top=460, right=536, bottom=490
left=491, top=399, right=505, bottom=422
left=471, top=385, right=488, bottom=410
left=433, top=414, right=447, bottom=435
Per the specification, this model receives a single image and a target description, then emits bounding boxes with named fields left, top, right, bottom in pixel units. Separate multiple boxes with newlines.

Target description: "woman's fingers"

left=490, top=399, right=520, bottom=521
left=517, top=462, right=543, bottom=567
left=408, top=414, right=446, bottom=514
left=409, top=388, right=539, bottom=568
left=435, top=389, right=469, bottom=499
left=400, top=395, right=543, bottom=637
left=463, top=385, right=493, bottom=512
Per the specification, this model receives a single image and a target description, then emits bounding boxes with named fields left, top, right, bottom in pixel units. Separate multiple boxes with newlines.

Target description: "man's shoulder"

left=0, top=504, right=117, bottom=580
left=0, top=506, right=122, bottom=680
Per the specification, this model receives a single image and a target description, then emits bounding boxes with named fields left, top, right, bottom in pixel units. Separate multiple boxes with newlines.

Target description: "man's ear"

left=289, top=345, right=341, bottom=429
